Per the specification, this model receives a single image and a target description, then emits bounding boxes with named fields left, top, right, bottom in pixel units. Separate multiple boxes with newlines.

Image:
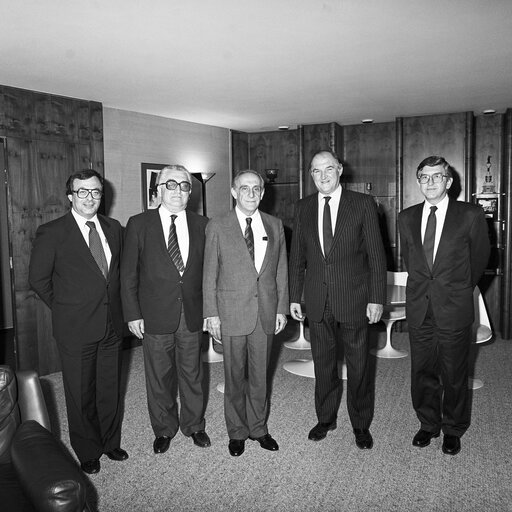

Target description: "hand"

left=206, top=316, right=222, bottom=341
left=275, top=314, right=287, bottom=335
left=366, top=303, right=383, bottom=324
left=290, top=303, right=305, bottom=321
left=128, top=319, right=145, bottom=339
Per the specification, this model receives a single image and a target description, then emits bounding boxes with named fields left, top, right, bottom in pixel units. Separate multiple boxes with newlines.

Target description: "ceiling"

left=2, top=0, right=512, bottom=132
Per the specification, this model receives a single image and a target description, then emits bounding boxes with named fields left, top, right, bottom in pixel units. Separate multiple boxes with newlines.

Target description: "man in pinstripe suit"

left=289, top=150, right=387, bottom=449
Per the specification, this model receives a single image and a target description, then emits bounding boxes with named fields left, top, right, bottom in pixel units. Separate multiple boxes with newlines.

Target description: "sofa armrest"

left=11, top=420, right=88, bottom=512
left=16, top=370, right=51, bottom=431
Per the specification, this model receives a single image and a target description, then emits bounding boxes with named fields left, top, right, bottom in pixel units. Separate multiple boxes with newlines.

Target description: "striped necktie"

left=168, top=214, right=185, bottom=273
left=244, top=217, right=254, bottom=261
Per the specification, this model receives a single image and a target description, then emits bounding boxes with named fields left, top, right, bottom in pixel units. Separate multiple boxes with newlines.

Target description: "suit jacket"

left=398, top=198, right=490, bottom=330
left=28, top=212, right=124, bottom=353
left=121, top=207, right=208, bottom=334
left=203, top=210, right=289, bottom=336
left=289, top=189, right=386, bottom=323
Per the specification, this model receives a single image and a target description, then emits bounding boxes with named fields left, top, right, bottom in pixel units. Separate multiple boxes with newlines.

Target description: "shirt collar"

left=423, top=193, right=449, bottom=214
left=159, top=205, right=186, bottom=221
left=235, top=206, right=261, bottom=222
left=71, top=208, right=99, bottom=228
left=317, top=184, right=342, bottom=202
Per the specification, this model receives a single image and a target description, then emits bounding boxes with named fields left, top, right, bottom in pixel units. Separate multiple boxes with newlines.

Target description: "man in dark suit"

left=203, top=170, right=288, bottom=457
left=121, top=165, right=210, bottom=454
left=398, top=155, right=490, bottom=456
left=29, top=169, right=127, bottom=474
left=289, top=150, right=386, bottom=449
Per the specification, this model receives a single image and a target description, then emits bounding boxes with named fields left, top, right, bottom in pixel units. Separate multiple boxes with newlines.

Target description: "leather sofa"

left=0, top=365, right=90, bottom=511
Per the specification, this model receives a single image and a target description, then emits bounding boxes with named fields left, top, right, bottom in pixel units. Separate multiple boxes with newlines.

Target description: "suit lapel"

left=185, top=210, right=201, bottom=272
left=259, top=213, right=272, bottom=275
left=154, top=207, right=181, bottom=272
left=410, top=204, right=429, bottom=270
left=331, top=190, right=351, bottom=250
left=433, top=199, right=458, bottom=271
left=98, top=215, right=118, bottom=280
left=66, top=213, right=105, bottom=279
left=304, top=196, right=321, bottom=255
left=229, top=210, right=258, bottom=273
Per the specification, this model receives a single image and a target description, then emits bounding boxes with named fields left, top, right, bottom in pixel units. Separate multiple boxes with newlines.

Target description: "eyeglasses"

left=238, top=185, right=263, bottom=195
left=72, top=188, right=103, bottom=199
left=417, top=173, right=448, bottom=184
left=158, top=180, right=191, bottom=192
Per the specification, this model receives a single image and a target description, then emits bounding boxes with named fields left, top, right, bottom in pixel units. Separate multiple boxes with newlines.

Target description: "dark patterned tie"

left=323, top=196, right=333, bottom=256
left=168, top=214, right=185, bottom=273
left=85, top=221, right=108, bottom=278
left=423, top=205, right=437, bottom=270
left=244, top=217, right=254, bottom=261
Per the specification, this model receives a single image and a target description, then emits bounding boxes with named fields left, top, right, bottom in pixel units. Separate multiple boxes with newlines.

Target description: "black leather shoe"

left=442, top=434, right=461, bottom=455
left=308, top=422, right=337, bottom=441
left=153, top=436, right=171, bottom=454
left=81, top=459, right=100, bottom=474
left=354, top=428, right=373, bottom=449
left=105, top=448, right=129, bottom=461
left=252, top=433, right=279, bottom=451
left=412, top=429, right=440, bottom=448
left=228, top=439, right=245, bottom=457
left=191, top=430, right=211, bottom=448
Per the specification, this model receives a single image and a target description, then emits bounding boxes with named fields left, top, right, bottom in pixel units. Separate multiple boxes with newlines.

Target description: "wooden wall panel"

left=402, top=113, right=469, bottom=209
left=0, top=87, right=35, bottom=138
left=473, top=114, right=504, bottom=332
left=302, top=123, right=343, bottom=197
left=0, top=85, right=105, bottom=374
left=0, top=139, right=13, bottom=330
left=248, top=130, right=299, bottom=183
left=342, top=122, right=397, bottom=268
left=231, top=130, right=249, bottom=174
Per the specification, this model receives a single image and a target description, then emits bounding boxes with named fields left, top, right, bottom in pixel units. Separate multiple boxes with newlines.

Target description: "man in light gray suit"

left=203, top=170, right=289, bottom=457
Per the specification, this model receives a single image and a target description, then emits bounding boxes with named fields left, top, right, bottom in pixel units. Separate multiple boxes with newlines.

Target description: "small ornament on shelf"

left=482, top=155, right=495, bottom=194
left=265, top=168, right=279, bottom=183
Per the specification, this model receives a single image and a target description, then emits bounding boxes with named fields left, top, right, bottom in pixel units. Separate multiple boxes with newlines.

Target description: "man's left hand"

left=366, top=303, right=383, bottom=324
left=275, top=314, right=287, bottom=334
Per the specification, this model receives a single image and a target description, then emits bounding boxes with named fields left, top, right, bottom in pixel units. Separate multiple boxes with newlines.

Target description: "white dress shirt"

left=159, top=206, right=190, bottom=271
left=235, top=206, right=267, bottom=273
left=421, top=194, right=449, bottom=263
left=72, top=209, right=112, bottom=267
left=317, top=184, right=342, bottom=256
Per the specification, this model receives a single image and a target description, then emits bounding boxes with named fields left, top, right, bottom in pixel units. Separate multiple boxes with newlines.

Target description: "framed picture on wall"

left=141, top=163, right=168, bottom=210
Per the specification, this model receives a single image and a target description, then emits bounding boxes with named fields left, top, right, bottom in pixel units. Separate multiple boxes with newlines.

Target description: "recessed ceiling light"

left=361, top=119, right=374, bottom=124
left=483, top=109, right=496, bottom=115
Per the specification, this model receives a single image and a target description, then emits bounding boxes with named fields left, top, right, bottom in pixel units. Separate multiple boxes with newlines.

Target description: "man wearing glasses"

left=398, top=155, right=490, bottom=456
left=29, top=169, right=127, bottom=474
left=121, top=165, right=210, bottom=455
left=203, top=170, right=288, bottom=457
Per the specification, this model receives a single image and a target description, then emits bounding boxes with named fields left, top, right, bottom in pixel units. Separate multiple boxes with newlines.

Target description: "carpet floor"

left=40, top=324, right=512, bottom=512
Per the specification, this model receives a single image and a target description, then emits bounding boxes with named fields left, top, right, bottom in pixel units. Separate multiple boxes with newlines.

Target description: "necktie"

left=423, top=205, right=437, bottom=270
left=323, top=196, right=333, bottom=256
left=85, top=221, right=108, bottom=278
left=168, top=214, right=185, bottom=273
left=244, top=217, right=254, bottom=261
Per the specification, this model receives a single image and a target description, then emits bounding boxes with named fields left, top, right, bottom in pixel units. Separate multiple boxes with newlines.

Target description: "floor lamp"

left=192, top=172, right=215, bottom=217
left=192, top=172, right=222, bottom=364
